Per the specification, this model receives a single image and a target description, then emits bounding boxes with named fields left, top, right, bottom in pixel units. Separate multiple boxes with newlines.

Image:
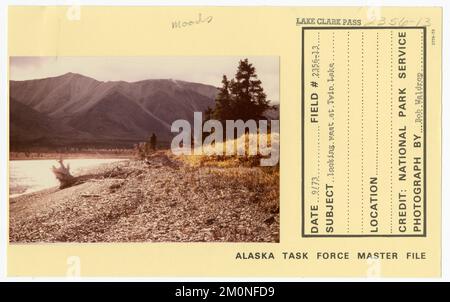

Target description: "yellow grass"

left=178, top=131, right=279, bottom=168
left=174, top=132, right=280, bottom=212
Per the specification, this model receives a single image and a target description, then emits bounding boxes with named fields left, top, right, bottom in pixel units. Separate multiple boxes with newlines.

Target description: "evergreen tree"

left=204, top=106, right=213, bottom=121
left=212, top=75, right=233, bottom=123
left=203, top=106, right=214, bottom=141
left=149, top=133, right=157, bottom=151
left=211, top=59, right=272, bottom=123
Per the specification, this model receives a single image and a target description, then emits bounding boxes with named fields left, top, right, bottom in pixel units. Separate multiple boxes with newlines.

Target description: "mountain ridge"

left=10, top=73, right=218, bottom=149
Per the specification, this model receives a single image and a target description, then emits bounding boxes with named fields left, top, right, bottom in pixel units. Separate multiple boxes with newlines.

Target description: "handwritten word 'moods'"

left=172, top=13, right=213, bottom=29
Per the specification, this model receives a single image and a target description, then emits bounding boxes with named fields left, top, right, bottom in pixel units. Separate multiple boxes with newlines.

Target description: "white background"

left=0, top=0, right=448, bottom=282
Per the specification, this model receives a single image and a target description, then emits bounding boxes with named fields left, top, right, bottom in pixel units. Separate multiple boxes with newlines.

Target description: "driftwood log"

left=52, top=159, right=76, bottom=189
left=51, top=158, right=132, bottom=190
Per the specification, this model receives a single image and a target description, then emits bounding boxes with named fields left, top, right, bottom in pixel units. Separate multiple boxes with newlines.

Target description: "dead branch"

left=52, top=158, right=76, bottom=189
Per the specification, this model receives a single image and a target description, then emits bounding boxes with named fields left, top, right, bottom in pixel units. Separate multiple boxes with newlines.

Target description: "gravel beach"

left=9, top=152, right=279, bottom=243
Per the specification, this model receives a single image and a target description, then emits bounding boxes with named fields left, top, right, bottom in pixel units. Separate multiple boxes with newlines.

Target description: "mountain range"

left=10, top=73, right=219, bottom=149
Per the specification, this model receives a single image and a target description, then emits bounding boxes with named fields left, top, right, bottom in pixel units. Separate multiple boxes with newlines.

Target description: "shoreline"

left=10, top=158, right=130, bottom=197
left=9, top=152, right=135, bottom=161
left=9, top=152, right=279, bottom=243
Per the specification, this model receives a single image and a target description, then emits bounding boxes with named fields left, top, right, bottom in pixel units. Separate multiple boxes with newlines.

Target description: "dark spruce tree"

left=208, top=59, right=272, bottom=124
left=149, top=133, right=157, bottom=151
left=230, top=58, right=271, bottom=121
left=212, top=75, right=233, bottom=124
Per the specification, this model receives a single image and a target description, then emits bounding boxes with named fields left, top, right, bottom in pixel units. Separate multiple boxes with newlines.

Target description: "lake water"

left=9, top=158, right=125, bottom=197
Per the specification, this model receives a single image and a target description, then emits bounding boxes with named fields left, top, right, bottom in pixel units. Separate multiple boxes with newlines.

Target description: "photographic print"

left=9, top=56, right=280, bottom=243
